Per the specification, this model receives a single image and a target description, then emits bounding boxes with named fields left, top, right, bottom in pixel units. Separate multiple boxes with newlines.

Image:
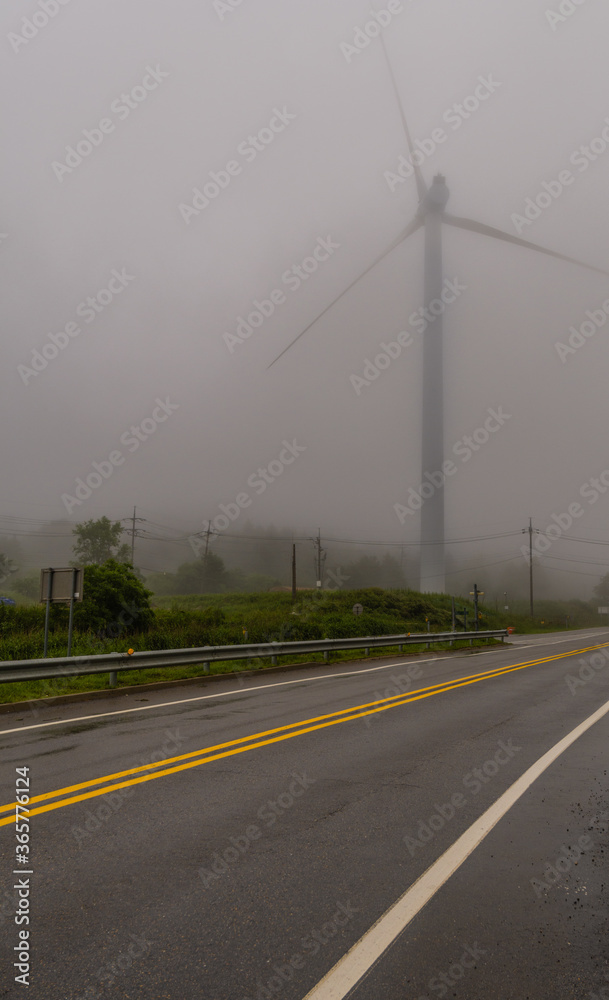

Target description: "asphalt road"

left=0, top=629, right=608, bottom=1000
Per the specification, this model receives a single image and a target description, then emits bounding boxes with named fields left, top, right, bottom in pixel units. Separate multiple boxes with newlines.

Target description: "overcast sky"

left=2, top=0, right=609, bottom=593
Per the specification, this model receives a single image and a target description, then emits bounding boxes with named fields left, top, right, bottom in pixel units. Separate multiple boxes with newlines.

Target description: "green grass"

left=0, top=586, right=599, bottom=706
left=0, top=637, right=500, bottom=707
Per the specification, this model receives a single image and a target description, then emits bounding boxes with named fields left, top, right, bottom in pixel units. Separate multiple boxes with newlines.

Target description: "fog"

left=2, top=0, right=609, bottom=598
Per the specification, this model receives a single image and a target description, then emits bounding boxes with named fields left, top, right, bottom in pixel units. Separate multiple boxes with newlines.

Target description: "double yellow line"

left=1, top=642, right=604, bottom=828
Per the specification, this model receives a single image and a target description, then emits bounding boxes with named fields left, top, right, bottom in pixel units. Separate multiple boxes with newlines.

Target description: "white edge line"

left=0, top=656, right=458, bottom=737
left=0, top=630, right=603, bottom=738
left=302, top=694, right=609, bottom=999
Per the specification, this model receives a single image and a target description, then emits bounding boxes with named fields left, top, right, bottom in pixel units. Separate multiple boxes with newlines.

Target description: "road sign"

left=352, top=603, right=364, bottom=616
left=39, top=567, right=84, bottom=659
left=40, top=567, right=83, bottom=603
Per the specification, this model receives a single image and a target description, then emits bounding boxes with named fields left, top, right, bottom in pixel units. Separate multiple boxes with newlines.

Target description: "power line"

left=541, top=554, right=609, bottom=568
left=445, top=555, right=523, bottom=575
left=132, top=527, right=524, bottom=547
left=556, top=534, right=609, bottom=546
left=121, top=506, right=145, bottom=564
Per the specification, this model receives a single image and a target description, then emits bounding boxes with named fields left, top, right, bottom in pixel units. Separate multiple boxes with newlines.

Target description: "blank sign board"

left=40, top=568, right=84, bottom=603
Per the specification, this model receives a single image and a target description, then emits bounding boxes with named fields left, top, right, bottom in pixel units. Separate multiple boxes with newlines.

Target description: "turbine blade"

left=380, top=35, right=428, bottom=204
left=267, top=217, right=423, bottom=369
left=443, top=213, right=609, bottom=278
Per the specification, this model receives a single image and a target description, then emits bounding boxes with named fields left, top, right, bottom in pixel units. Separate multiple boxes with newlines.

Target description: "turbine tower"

left=269, top=43, right=609, bottom=594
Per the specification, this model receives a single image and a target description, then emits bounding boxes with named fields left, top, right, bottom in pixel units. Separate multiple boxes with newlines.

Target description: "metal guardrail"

left=0, top=630, right=508, bottom=686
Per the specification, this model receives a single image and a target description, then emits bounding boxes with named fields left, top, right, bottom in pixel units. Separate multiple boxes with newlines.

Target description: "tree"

left=72, top=517, right=130, bottom=566
left=174, top=552, right=229, bottom=594
left=0, top=553, right=18, bottom=587
left=341, top=554, right=407, bottom=589
left=593, top=573, right=609, bottom=605
left=73, top=560, right=154, bottom=634
left=12, top=572, right=39, bottom=599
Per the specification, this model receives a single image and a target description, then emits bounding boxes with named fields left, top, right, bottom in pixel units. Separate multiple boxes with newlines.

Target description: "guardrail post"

left=271, top=654, right=278, bottom=666
left=0, top=630, right=507, bottom=686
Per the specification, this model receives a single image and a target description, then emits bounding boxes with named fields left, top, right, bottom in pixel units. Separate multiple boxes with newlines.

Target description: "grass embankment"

left=0, top=589, right=599, bottom=706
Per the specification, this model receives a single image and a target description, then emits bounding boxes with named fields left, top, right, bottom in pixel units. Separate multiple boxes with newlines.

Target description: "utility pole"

left=315, top=530, right=323, bottom=589
left=125, top=507, right=145, bottom=566
left=203, top=521, right=214, bottom=557
left=469, top=583, right=484, bottom=632
left=291, top=543, right=297, bottom=600
left=522, top=518, right=536, bottom=618
left=191, top=521, right=215, bottom=559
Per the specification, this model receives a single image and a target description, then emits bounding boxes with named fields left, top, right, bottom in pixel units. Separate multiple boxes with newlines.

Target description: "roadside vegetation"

left=0, top=517, right=605, bottom=705
left=0, top=579, right=601, bottom=706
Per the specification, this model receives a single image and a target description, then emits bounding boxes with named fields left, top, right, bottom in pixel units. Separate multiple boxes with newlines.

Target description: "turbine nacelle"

left=423, top=174, right=450, bottom=214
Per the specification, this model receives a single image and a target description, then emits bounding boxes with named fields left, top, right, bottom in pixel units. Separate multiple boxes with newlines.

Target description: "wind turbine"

left=268, top=42, right=609, bottom=594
